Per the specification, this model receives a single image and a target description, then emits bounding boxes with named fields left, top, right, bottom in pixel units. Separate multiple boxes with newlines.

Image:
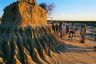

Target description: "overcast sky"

left=0, top=0, right=96, bottom=20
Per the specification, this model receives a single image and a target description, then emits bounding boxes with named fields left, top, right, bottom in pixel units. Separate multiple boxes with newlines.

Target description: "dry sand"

left=43, top=35, right=96, bottom=64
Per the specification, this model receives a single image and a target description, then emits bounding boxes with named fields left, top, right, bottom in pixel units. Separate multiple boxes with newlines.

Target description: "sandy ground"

left=43, top=28, right=96, bottom=64
left=43, top=34, right=96, bottom=64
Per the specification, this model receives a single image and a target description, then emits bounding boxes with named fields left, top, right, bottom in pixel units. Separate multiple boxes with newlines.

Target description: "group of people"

left=51, top=22, right=87, bottom=43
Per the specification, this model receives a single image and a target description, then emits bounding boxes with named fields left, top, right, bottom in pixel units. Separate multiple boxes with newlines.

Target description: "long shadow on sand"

left=57, top=43, right=95, bottom=53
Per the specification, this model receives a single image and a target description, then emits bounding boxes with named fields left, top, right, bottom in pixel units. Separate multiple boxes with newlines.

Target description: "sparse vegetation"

left=39, top=3, right=54, bottom=15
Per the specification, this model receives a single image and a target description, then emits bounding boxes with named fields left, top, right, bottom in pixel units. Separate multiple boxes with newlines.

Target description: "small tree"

left=39, top=3, right=54, bottom=16
left=39, top=3, right=47, bottom=11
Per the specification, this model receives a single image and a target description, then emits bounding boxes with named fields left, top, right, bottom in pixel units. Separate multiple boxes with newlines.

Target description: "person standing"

left=80, top=24, right=87, bottom=43
left=62, top=23, right=66, bottom=37
left=69, top=28, right=75, bottom=39
left=52, top=22, right=55, bottom=32
left=65, top=24, right=70, bottom=35
left=59, top=22, right=63, bottom=38
left=55, top=23, right=59, bottom=36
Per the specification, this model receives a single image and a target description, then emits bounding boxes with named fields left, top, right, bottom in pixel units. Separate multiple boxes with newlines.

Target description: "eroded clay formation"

left=0, top=0, right=64, bottom=64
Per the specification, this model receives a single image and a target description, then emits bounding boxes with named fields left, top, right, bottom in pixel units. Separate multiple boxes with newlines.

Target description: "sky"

left=0, top=0, right=96, bottom=20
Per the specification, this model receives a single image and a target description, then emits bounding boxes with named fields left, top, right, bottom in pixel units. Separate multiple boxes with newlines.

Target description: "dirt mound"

left=0, top=0, right=64, bottom=64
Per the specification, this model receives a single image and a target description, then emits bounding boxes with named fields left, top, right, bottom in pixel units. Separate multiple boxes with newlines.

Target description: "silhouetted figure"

left=59, top=22, right=63, bottom=38
left=80, top=24, right=87, bottom=43
left=55, top=23, right=59, bottom=32
left=65, top=24, right=69, bottom=35
left=52, top=22, right=55, bottom=32
left=55, top=23, right=59, bottom=36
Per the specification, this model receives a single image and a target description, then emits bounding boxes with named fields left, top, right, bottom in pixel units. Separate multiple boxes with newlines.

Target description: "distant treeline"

left=87, top=23, right=96, bottom=26
left=48, top=20, right=96, bottom=26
